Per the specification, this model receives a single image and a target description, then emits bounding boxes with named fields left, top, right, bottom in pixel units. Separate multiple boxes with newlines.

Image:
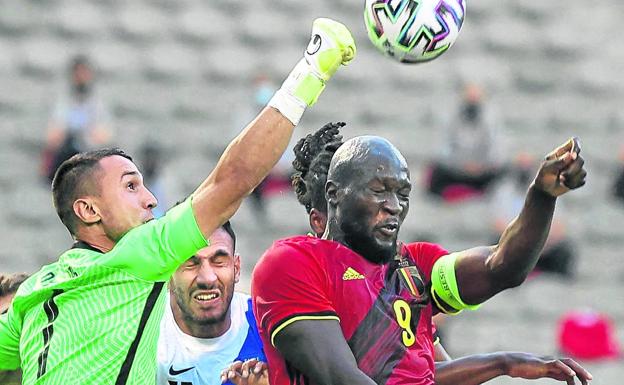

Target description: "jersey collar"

left=72, top=240, right=104, bottom=253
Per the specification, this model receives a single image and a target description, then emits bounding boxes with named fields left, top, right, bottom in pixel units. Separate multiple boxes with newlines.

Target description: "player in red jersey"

left=252, top=123, right=589, bottom=385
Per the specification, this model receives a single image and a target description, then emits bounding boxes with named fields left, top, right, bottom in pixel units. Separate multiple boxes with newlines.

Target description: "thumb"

left=542, top=152, right=574, bottom=173
left=545, top=137, right=577, bottom=161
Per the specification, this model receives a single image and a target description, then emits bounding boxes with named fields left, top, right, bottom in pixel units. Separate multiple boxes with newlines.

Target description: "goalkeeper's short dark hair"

left=292, top=122, right=345, bottom=214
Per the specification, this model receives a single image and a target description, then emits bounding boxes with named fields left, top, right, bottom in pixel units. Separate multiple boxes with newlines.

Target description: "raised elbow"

left=485, top=249, right=532, bottom=292
left=493, top=270, right=529, bottom=291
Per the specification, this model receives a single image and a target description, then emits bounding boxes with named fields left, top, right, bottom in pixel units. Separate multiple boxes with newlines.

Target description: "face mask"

left=73, top=82, right=91, bottom=96
left=254, top=85, right=274, bottom=107
left=462, top=102, right=481, bottom=123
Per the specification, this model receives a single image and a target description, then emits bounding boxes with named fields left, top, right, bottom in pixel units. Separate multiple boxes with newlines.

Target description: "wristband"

left=268, top=89, right=307, bottom=126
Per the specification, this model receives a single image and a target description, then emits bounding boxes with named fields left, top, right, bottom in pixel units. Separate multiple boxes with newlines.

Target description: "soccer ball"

left=364, top=0, right=466, bottom=64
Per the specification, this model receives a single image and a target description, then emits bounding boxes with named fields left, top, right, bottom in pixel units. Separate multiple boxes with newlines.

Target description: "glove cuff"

left=268, top=89, right=307, bottom=126
left=269, top=58, right=326, bottom=125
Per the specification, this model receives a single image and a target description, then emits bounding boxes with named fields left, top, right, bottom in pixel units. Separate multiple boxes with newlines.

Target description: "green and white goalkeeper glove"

left=269, top=18, right=356, bottom=125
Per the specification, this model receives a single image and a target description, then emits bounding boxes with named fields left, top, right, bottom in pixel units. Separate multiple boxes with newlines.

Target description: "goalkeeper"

left=0, top=18, right=355, bottom=385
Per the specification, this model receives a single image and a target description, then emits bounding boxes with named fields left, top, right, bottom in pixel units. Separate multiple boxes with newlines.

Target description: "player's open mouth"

left=377, top=223, right=398, bottom=237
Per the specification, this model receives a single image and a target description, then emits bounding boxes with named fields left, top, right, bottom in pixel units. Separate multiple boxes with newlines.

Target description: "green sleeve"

left=103, top=197, right=209, bottom=281
left=0, top=306, right=21, bottom=370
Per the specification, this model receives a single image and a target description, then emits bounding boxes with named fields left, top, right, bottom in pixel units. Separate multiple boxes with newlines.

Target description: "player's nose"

left=143, top=188, right=158, bottom=210
left=382, top=193, right=402, bottom=215
left=195, top=263, right=218, bottom=285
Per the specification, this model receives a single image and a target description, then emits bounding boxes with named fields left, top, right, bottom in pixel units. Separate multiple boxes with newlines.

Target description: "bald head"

left=328, top=136, right=409, bottom=184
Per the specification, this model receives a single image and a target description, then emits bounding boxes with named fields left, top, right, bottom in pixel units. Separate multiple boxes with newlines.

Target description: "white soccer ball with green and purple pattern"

left=364, top=0, right=465, bottom=64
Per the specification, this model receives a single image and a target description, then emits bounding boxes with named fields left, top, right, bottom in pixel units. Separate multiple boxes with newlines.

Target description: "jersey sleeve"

left=404, top=242, right=459, bottom=315
left=0, top=306, right=22, bottom=370
left=252, top=241, right=338, bottom=347
left=405, top=242, right=449, bottom=280
left=103, top=197, right=209, bottom=281
left=411, top=242, right=482, bottom=314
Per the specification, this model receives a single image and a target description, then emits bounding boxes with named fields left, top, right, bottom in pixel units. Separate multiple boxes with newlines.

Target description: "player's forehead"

left=332, top=136, right=410, bottom=184
left=196, top=228, right=234, bottom=258
left=98, top=155, right=141, bottom=181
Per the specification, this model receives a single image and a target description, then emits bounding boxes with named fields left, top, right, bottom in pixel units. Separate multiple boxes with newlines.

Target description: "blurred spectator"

left=490, top=153, right=576, bottom=277
left=426, top=84, right=505, bottom=202
left=246, top=73, right=294, bottom=221
left=0, top=272, right=29, bottom=385
left=611, top=145, right=624, bottom=203
left=558, top=309, right=621, bottom=360
left=41, top=55, right=113, bottom=181
left=140, top=143, right=168, bottom=218
left=249, top=151, right=295, bottom=221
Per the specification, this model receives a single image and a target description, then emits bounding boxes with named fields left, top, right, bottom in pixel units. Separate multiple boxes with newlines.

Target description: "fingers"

left=221, top=359, right=268, bottom=385
left=546, top=137, right=580, bottom=161
left=545, top=138, right=572, bottom=161
left=559, top=147, right=586, bottom=190
left=253, top=360, right=268, bottom=375
left=241, top=358, right=259, bottom=378
left=547, top=358, right=592, bottom=385
left=551, top=360, right=576, bottom=377
left=541, top=152, right=574, bottom=175
left=560, top=358, right=592, bottom=385
left=221, top=361, right=244, bottom=384
left=571, top=137, right=581, bottom=155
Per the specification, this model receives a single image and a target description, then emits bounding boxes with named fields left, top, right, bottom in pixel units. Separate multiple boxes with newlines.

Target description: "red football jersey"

left=252, top=236, right=448, bottom=385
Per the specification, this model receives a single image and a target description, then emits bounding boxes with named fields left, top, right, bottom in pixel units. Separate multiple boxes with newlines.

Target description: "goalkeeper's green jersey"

left=0, top=199, right=208, bottom=384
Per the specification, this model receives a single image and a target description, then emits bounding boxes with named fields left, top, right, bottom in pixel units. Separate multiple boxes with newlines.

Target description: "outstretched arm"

left=435, top=352, right=591, bottom=385
left=274, top=320, right=377, bottom=385
left=276, top=322, right=593, bottom=385
left=192, top=107, right=295, bottom=237
left=192, top=19, right=356, bottom=240
left=431, top=138, right=586, bottom=310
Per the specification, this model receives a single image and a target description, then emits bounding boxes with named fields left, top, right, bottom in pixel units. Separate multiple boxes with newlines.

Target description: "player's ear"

left=233, top=253, right=241, bottom=283
left=326, top=180, right=339, bottom=207
left=309, top=209, right=327, bottom=237
left=73, top=197, right=101, bottom=226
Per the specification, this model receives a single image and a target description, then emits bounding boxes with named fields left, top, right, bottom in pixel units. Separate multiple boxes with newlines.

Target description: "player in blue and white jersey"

left=157, top=222, right=266, bottom=385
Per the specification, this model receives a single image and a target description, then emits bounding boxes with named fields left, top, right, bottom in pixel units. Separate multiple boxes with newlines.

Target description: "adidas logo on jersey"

left=342, top=267, right=365, bottom=280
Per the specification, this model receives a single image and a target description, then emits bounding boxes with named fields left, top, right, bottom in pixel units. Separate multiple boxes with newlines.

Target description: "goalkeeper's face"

left=92, top=155, right=158, bottom=241
left=170, top=228, right=240, bottom=337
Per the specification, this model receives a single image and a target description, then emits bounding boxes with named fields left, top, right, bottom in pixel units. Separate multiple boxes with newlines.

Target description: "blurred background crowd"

left=0, top=0, right=622, bottom=383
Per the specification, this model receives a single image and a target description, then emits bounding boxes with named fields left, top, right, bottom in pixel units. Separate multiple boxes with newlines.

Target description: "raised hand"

left=534, top=137, right=586, bottom=197
left=303, top=18, right=356, bottom=81
left=274, top=18, right=356, bottom=115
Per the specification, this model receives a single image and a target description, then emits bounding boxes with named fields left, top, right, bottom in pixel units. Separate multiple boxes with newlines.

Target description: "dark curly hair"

left=292, top=122, right=345, bottom=214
